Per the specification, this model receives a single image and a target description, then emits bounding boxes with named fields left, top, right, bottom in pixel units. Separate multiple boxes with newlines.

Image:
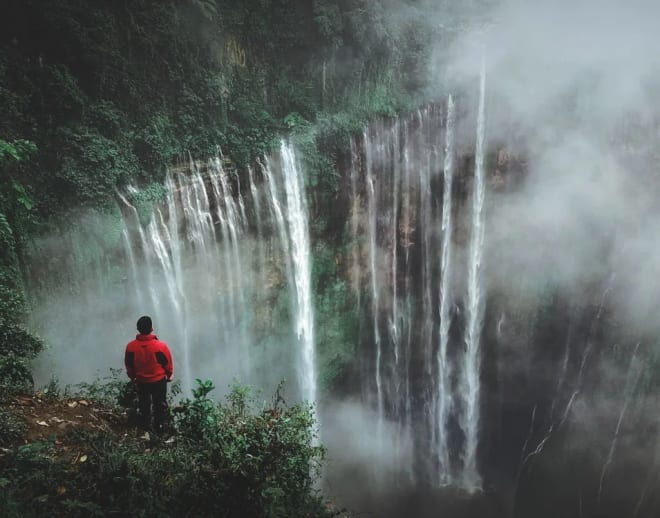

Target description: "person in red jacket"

left=124, top=316, right=174, bottom=432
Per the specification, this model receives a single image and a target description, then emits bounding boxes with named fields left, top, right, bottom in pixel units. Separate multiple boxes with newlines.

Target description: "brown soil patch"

left=2, top=393, right=136, bottom=462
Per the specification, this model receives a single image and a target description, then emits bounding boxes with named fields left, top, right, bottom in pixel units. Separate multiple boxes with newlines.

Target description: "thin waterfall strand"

left=364, top=129, right=383, bottom=433
left=461, top=63, right=488, bottom=491
left=436, top=95, right=456, bottom=485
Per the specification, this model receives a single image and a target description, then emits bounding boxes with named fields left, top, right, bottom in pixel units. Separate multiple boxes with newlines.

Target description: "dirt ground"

left=1, top=392, right=136, bottom=462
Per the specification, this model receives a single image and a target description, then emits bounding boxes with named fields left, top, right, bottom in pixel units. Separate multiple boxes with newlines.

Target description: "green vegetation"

left=0, top=0, right=442, bottom=395
left=0, top=138, right=43, bottom=396
left=0, top=1, right=445, bottom=511
left=0, top=380, right=335, bottom=517
left=312, top=241, right=358, bottom=391
left=1, top=0, right=433, bottom=221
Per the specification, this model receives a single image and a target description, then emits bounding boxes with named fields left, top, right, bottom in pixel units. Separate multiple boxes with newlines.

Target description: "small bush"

left=0, top=323, right=43, bottom=395
left=0, top=408, right=27, bottom=447
left=0, top=379, right=338, bottom=518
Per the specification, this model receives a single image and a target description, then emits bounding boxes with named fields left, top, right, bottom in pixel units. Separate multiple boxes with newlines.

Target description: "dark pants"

left=136, top=378, right=168, bottom=431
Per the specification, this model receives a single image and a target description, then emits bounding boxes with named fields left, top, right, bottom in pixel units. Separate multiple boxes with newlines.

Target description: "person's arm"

left=165, top=346, right=173, bottom=380
left=124, top=347, right=135, bottom=380
left=155, top=343, right=173, bottom=380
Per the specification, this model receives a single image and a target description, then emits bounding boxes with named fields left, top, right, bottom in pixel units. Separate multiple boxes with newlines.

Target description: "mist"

left=319, top=1, right=660, bottom=515
left=21, top=1, right=660, bottom=516
left=438, top=1, right=660, bottom=515
left=433, top=0, right=660, bottom=329
left=28, top=164, right=302, bottom=402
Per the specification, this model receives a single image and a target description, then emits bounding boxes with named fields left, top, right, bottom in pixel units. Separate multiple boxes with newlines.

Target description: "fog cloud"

left=436, top=0, right=660, bottom=335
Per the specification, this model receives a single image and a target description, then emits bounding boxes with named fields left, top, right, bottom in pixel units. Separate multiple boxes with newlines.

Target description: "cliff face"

left=320, top=95, right=660, bottom=516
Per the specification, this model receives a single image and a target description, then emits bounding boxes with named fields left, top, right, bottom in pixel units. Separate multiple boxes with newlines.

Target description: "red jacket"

left=124, top=334, right=174, bottom=383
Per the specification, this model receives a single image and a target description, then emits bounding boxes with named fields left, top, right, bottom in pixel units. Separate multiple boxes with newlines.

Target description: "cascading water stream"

left=436, top=95, right=456, bottom=486
left=419, top=110, right=435, bottom=445
left=118, top=190, right=161, bottom=317
left=279, top=142, right=318, bottom=411
left=208, top=162, right=240, bottom=337
left=350, top=105, right=471, bottom=485
left=388, top=120, right=407, bottom=468
left=147, top=210, right=182, bottom=321
left=164, top=175, right=193, bottom=394
left=389, top=121, right=401, bottom=367
left=364, top=129, right=384, bottom=435
left=400, top=117, right=415, bottom=460
left=261, top=143, right=318, bottom=412
left=248, top=165, right=266, bottom=285
left=217, top=160, right=250, bottom=374
left=460, top=60, right=487, bottom=491
left=120, top=223, right=144, bottom=311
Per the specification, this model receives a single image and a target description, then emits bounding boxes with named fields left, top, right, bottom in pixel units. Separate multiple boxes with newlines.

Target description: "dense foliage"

left=0, top=0, right=444, bottom=396
left=0, top=139, right=43, bottom=395
left=0, top=0, right=435, bottom=218
left=0, top=380, right=334, bottom=517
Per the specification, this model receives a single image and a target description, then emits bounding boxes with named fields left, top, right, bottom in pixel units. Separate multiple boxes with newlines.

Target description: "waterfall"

left=118, top=190, right=181, bottom=372
left=460, top=60, right=488, bottom=491
left=248, top=165, right=266, bottom=284
left=343, top=77, right=494, bottom=488
left=261, top=142, right=318, bottom=409
left=209, top=157, right=249, bottom=375
left=436, top=95, right=456, bottom=485
left=147, top=208, right=189, bottom=389
left=364, top=129, right=384, bottom=433
left=389, top=121, right=401, bottom=368
left=121, top=223, right=144, bottom=311
left=352, top=104, right=475, bottom=486
left=400, top=118, right=414, bottom=470
left=111, top=145, right=317, bottom=403
left=279, top=142, right=318, bottom=410
left=389, top=120, right=407, bottom=473
left=419, top=110, right=435, bottom=454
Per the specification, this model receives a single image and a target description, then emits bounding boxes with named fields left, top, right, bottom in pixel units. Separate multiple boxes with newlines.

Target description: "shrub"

left=0, top=380, right=337, bottom=517
left=0, top=408, right=27, bottom=447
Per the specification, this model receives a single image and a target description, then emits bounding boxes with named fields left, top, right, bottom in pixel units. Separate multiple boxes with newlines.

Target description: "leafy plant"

left=0, top=408, right=27, bottom=447
left=0, top=379, right=338, bottom=517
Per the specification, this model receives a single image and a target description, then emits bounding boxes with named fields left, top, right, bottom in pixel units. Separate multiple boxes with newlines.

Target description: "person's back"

left=125, top=334, right=172, bottom=383
left=124, top=316, right=173, bottom=432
